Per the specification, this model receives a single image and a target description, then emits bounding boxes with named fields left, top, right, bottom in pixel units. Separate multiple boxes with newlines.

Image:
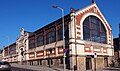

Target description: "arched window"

left=83, top=16, right=107, bottom=43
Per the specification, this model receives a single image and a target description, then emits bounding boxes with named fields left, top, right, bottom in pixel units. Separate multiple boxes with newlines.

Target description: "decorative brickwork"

left=77, top=57, right=86, bottom=71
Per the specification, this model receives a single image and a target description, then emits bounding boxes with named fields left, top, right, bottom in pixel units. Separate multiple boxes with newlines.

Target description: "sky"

left=0, top=0, right=119, bottom=48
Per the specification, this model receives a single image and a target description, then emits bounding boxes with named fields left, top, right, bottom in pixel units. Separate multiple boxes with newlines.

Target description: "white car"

left=0, top=61, right=12, bottom=71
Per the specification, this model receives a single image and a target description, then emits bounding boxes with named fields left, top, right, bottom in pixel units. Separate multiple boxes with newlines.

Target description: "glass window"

left=57, top=25, right=68, bottom=41
left=51, top=59, right=53, bottom=65
left=40, top=60, right=42, bottom=65
left=47, top=59, right=53, bottom=65
left=9, top=46, right=16, bottom=55
left=37, top=35, right=44, bottom=47
left=5, top=48, right=8, bottom=56
left=83, top=16, right=107, bottom=43
left=83, top=26, right=90, bottom=33
left=60, top=58, right=63, bottom=64
left=29, top=39, right=35, bottom=49
left=37, top=61, right=39, bottom=65
left=46, top=30, right=56, bottom=44
left=100, top=22, right=106, bottom=33
left=37, top=60, right=42, bottom=65
left=58, top=27, right=63, bottom=41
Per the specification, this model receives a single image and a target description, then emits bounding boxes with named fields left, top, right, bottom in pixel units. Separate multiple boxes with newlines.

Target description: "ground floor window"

left=37, top=61, right=39, bottom=65
left=51, top=59, right=53, bottom=65
left=30, top=61, right=33, bottom=66
left=86, top=58, right=92, bottom=70
left=47, top=59, right=53, bottom=66
left=104, top=57, right=108, bottom=67
left=37, top=60, right=42, bottom=65
left=66, top=57, right=70, bottom=69
left=40, top=60, right=42, bottom=65
left=60, top=58, right=63, bottom=64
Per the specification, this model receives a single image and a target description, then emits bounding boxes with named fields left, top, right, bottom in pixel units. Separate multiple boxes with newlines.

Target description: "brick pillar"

left=96, top=57, right=104, bottom=69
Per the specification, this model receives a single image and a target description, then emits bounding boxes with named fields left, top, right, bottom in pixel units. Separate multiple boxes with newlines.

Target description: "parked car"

left=0, top=61, right=12, bottom=71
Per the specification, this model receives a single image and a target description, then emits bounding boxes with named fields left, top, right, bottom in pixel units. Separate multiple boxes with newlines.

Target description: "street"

left=11, top=64, right=63, bottom=71
left=10, top=64, right=120, bottom=71
left=12, top=67, right=37, bottom=71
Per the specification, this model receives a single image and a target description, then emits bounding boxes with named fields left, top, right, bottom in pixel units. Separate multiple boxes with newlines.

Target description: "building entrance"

left=86, top=58, right=92, bottom=70
left=104, top=57, right=108, bottom=67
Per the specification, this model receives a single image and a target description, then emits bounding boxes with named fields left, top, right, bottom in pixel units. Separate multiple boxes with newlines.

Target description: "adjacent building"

left=2, top=2, right=114, bottom=70
left=114, top=24, right=120, bottom=66
left=0, top=49, right=3, bottom=61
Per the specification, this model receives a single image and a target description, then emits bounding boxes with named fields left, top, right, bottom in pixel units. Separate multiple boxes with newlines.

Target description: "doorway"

left=86, top=58, right=92, bottom=70
left=104, top=57, right=108, bottom=67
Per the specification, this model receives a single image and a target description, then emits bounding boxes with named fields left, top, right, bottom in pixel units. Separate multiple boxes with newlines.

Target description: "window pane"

left=37, top=36, right=44, bottom=47
left=60, top=58, right=63, bottom=64
left=29, top=39, right=35, bottom=49
left=57, top=25, right=68, bottom=41
left=101, top=32, right=106, bottom=43
left=83, top=26, right=90, bottom=34
left=84, top=18, right=89, bottom=27
left=46, top=30, right=56, bottom=44
left=101, top=23, right=106, bottom=33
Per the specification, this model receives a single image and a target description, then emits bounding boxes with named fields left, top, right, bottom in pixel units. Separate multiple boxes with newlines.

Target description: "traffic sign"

left=63, top=48, right=67, bottom=53
left=94, top=52, right=97, bottom=58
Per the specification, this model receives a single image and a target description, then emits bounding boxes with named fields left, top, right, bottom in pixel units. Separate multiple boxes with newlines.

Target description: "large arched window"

left=83, top=15, right=107, bottom=43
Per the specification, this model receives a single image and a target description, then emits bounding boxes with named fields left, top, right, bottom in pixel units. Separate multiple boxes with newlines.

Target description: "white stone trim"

left=36, top=53, right=43, bottom=56
left=94, top=4, right=111, bottom=30
left=75, top=3, right=111, bottom=30
left=76, top=4, right=95, bottom=15
left=29, top=54, right=34, bottom=57
left=94, top=49, right=101, bottom=52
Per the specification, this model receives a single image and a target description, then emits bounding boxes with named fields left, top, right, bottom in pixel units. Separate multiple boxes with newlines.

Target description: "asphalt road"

left=11, top=64, right=120, bottom=71
left=11, top=67, right=38, bottom=71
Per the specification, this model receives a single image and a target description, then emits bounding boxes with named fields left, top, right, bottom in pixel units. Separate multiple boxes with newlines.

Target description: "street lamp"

left=53, top=5, right=66, bottom=71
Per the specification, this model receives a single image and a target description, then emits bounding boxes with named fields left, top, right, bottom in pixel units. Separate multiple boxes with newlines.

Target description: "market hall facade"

left=2, top=3, right=114, bottom=71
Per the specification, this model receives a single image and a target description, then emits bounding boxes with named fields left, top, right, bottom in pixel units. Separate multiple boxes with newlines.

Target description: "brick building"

left=2, top=2, right=114, bottom=70
left=0, top=49, right=3, bottom=60
left=113, top=24, right=120, bottom=66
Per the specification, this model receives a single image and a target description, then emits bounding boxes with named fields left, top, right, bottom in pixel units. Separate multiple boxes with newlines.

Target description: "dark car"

left=0, top=61, right=12, bottom=71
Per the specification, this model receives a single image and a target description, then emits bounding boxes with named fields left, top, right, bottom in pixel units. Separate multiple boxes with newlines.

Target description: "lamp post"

left=53, top=5, right=66, bottom=71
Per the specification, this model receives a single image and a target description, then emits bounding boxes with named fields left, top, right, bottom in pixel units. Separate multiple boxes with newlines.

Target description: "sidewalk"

left=11, top=64, right=120, bottom=71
